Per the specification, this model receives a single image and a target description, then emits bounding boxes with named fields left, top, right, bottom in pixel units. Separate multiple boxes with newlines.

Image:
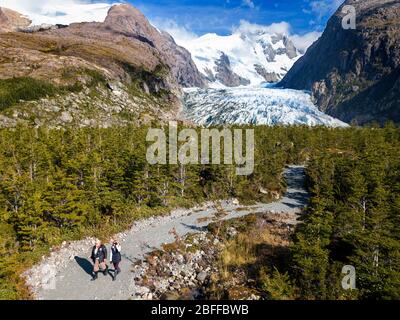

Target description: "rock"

left=19, top=23, right=59, bottom=33
left=260, top=42, right=276, bottom=62
left=0, top=7, right=31, bottom=33
left=227, top=227, right=238, bottom=238
left=176, top=254, right=184, bottom=264
left=103, top=4, right=205, bottom=88
left=271, top=191, right=280, bottom=200
left=281, top=0, right=400, bottom=126
left=232, top=198, right=240, bottom=206
left=60, top=112, right=73, bottom=123
left=282, top=36, right=298, bottom=59
left=254, top=65, right=280, bottom=83
left=136, top=286, right=150, bottom=296
left=214, top=53, right=250, bottom=87
left=196, top=271, right=208, bottom=283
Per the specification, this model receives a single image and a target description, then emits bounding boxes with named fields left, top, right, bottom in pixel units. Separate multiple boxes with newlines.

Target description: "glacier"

left=182, top=85, right=348, bottom=127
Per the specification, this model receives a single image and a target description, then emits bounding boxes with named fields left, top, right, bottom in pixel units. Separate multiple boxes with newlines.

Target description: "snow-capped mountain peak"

left=180, top=26, right=302, bottom=87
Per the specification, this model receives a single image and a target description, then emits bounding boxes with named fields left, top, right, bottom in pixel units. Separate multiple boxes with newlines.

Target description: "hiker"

left=109, top=239, right=122, bottom=281
left=90, top=240, right=108, bottom=281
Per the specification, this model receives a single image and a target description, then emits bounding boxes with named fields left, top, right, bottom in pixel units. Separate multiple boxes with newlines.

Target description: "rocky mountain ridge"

left=0, top=4, right=205, bottom=127
left=280, top=0, right=400, bottom=125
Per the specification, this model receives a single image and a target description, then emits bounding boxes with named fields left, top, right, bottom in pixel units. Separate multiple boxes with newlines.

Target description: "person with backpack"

left=109, top=239, right=122, bottom=281
left=90, top=240, right=108, bottom=281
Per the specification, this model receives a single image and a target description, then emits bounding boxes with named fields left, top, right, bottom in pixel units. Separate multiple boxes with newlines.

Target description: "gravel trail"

left=27, top=165, right=308, bottom=300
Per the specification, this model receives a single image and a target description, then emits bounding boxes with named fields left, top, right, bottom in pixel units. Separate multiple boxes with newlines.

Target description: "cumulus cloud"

left=233, top=20, right=321, bottom=52
left=233, top=20, right=292, bottom=35
left=151, top=18, right=198, bottom=46
left=291, top=31, right=322, bottom=53
left=0, top=0, right=119, bottom=25
left=153, top=18, right=312, bottom=51
left=157, top=18, right=321, bottom=54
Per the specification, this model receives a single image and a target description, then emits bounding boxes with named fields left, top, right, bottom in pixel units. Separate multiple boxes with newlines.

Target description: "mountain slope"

left=0, top=4, right=206, bottom=127
left=182, top=28, right=302, bottom=87
left=182, top=86, right=348, bottom=127
left=280, top=0, right=400, bottom=125
left=0, top=7, right=31, bottom=32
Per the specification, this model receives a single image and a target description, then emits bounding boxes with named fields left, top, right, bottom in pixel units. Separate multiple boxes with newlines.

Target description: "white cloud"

left=291, top=31, right=321, bottom=53
left=233, top=20, right=292, bottom=35
left=156, top=18, right=321, bottom=54
left=308, top=0, right=344, bottom=21
left=151, top=18, right=198, bottom=46
left=0, top=0, right=119, bottom=25
left=232, top=20, right=321, bottom=53
left=242, top=0, right=255, bottom=9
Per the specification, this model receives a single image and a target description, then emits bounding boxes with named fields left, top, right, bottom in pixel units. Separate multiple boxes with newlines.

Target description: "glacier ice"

left=182, top=86, right=348, bottom=127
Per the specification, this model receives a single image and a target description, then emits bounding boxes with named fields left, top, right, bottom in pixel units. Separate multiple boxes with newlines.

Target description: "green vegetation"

left=290, top=124, right=400, bottom=300
left=81, top=69, right=108, bottom=88
left=0, top=124, right=290, bottom=299
left=0, top=76, right=86, bottom=111
left=0, top=123, right=399, bottom=299
left=0, top=77, right=60, bottom=111
left=122, top=62, right=172, bottom=102
left=205, top=124, right=400, bottom=300
left=0, top=69, right=110, bottom=112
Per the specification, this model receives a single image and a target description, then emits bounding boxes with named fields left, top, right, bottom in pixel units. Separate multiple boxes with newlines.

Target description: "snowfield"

left=182, top=86, right=348, bottom=127
left=181, top=28, right=302, bottom=86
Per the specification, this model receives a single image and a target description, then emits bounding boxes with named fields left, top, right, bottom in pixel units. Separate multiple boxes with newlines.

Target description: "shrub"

left=0, top=77, right=60, bottom=110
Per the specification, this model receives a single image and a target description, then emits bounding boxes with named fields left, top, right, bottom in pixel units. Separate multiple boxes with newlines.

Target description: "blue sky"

left=129, top=0, right=344, bottom=36
left=0, top=0, right=344, bottom=39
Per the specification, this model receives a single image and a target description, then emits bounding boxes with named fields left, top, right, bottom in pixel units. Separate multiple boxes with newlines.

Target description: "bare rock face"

left=282, top=36, right=298, bottom=59
left=259, top=41, right=276, bottom=63
left=280, top=0, right=400, bottom=125
left=215, top=53, right=250, bottom=87
left=102, top=4, right=206, bottom=88
left=0, top=7, right=31, bottom=32
left=254, top=64, right=280, bottom=83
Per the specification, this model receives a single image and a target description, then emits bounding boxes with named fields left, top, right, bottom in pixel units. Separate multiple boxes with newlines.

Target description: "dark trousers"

left=112, top=262, right=121, bottom=273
